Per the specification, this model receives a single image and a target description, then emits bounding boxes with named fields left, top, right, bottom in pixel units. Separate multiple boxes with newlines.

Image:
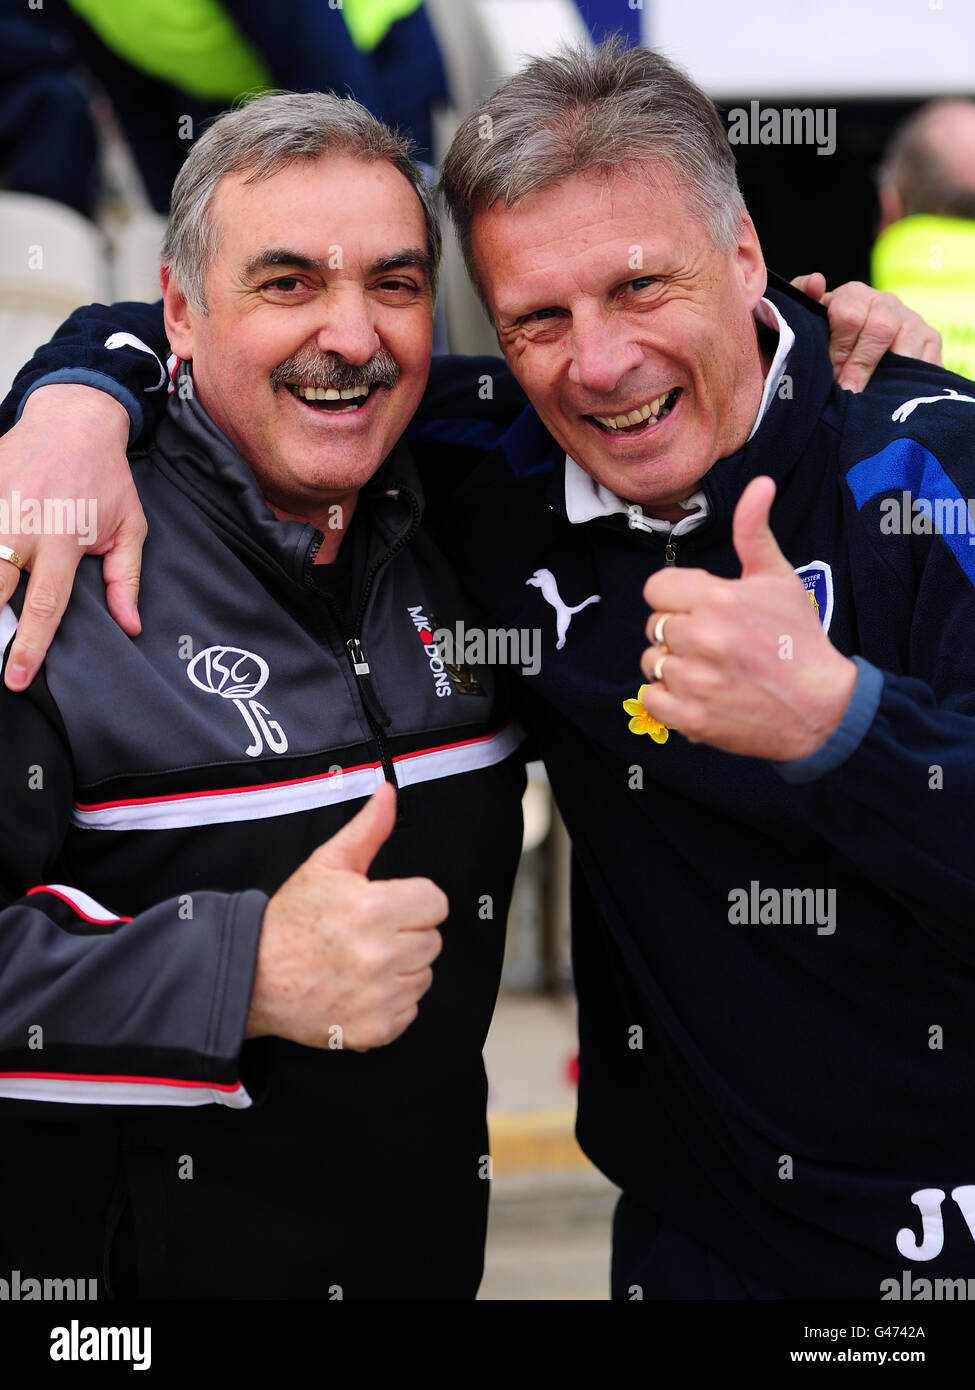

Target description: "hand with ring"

left=639, top=477, right=857, bottom=760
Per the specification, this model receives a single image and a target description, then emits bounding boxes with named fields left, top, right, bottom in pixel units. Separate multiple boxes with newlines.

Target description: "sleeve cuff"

left=217, top=889, right=267, bottom=1059
left=775, top=656, right=884, bottom=784
left=16, top=371, right=145, bottom=445
left=222, top=891, right=276, bottom=1107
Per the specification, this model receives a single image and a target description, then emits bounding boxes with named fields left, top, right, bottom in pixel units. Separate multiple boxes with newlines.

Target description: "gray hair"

left=877, top=99, right=975, bottom=222
left=439, top=38, right=746, bottom=308
left=161, top=90, right=441, bottom=311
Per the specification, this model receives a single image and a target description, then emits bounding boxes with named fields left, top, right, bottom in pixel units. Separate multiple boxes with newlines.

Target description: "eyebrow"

left=495, top=299, right=557, bottom=328
left=242, top=246, right=433, bottom=284
left=369, top=248, right=433, bottom=282
left=242, top=249, right=325, bottom=278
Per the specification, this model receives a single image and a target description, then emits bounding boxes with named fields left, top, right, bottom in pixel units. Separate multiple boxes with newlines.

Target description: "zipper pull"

left=346, top=638, right=391, bottom=727
left=347, top=637, right=370, bottom=675
left=665, top=540, right=677, bottom=566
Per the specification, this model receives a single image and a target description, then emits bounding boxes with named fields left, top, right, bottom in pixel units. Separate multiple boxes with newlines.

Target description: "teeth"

left=593, top=389, right=676, bottom=431
left=290, top=383, right=370, bottom=403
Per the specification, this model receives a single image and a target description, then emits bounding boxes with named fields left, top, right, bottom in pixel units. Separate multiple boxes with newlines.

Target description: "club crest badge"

left=794, top=561, right=833, bottom=633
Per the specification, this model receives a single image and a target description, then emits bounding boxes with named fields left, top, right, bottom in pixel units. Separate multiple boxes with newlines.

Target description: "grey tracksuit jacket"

left=0, top=387, right=526, bottom=1300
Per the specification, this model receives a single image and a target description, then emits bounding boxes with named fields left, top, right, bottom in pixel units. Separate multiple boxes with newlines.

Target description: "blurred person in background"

left=0, top=0, right=98, bottom=216
left=873, top=98, right=975, bottom=380
left=1, top=0, right=447, bottom=217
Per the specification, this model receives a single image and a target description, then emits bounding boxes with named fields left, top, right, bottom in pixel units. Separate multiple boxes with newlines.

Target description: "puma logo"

left=526, top=568, right=601, bottom=649
left=891, top=388, right=975, bottom=423
left=104, top=332, right=167, bottom=392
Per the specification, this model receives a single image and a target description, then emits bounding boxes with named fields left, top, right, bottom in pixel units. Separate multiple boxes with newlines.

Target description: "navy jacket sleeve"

left=0, top=602, right=265, bottom=1108
left=777, top=403, right=975, bottom=967
left=0, top=300, right=171, bottom=444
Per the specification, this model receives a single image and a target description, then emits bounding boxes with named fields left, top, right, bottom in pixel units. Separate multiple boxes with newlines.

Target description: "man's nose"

left=567, top=308, right=644, bottom=395
left=314, top=289, right=381, bottom=365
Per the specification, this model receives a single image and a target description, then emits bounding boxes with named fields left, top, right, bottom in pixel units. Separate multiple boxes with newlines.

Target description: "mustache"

left=270, top=346, right=401, bottom=393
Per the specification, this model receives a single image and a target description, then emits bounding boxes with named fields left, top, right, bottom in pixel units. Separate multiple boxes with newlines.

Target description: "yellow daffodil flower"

left=623, top=684, right=669, bottom=742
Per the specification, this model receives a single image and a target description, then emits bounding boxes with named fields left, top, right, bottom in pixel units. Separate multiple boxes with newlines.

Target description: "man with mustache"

left=0, top=90, right=527, bottom=1300
left=0, top=43, right=958, bottom=1301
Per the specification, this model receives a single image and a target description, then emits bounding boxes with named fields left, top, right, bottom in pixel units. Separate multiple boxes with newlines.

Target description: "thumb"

left=314, top=782, right=397, bottom=876
left=733, top=477, right=791, bottom=579
left=790, top=271, right=827, bottom=302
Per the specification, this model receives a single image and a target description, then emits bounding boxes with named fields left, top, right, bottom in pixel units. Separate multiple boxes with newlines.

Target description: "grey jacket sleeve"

left=0, top=612, right=266, bottom=1108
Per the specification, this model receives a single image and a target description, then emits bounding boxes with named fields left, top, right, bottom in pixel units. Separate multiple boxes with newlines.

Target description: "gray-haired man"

left=0, top=91, right=526, bottom=1300
left=432, top=42, right=975, bottom=1299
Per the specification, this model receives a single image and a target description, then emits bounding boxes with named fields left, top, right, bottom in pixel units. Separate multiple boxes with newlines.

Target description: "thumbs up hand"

left=640, top=477, right=857, bottom=760
left=731, top=476, right=798, bottom=580
left=247, top=783, right=447, bottom=1050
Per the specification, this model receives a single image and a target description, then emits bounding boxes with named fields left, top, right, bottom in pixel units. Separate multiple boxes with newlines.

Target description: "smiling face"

left=162, top=153, right=434, bottom=526
left=472, top=165, right=769, bottom=519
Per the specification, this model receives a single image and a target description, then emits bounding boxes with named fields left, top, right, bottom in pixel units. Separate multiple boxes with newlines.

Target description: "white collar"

left=563, top=295, right=795, bottom=530
left=747, top=296, right=795, bottom=441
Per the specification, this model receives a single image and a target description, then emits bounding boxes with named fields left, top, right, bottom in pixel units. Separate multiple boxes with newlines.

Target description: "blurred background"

left=2, top=0, right=973, bottom=1298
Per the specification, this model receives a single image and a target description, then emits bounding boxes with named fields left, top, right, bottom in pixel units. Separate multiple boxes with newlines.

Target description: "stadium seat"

left=111, top=210, right=167, bottom=305
left=0, top=192, right=109, bottom=397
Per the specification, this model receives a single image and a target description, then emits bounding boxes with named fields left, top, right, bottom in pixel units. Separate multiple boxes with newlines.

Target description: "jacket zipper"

left=344, top=637, right=397, bottom=786
left=305, top=487, right=422, bottom=789
left=348, top=487, right=422, bottom=788
left=583, top=499, right=685, bottom=566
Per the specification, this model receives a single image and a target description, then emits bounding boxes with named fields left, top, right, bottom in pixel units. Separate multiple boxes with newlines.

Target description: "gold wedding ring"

left=652, top=612, right=672, bottom=647
left=653, top=653, right=669, bottom=683
left=0, top=545, right=25, bottom=570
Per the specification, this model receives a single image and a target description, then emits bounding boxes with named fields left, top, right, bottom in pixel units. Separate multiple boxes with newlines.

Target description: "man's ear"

left=161, top=265, right=196, bottom=358
left=735, top=213, right=768, bottom=312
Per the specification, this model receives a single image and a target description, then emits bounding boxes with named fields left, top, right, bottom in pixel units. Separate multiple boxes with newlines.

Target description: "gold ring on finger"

left=0, top=545, right=25, bottom=570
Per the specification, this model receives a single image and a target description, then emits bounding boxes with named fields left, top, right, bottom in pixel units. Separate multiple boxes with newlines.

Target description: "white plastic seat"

left=0, top=192, right=109, bottom=397
left=111, top=210, right=167, bottom=304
